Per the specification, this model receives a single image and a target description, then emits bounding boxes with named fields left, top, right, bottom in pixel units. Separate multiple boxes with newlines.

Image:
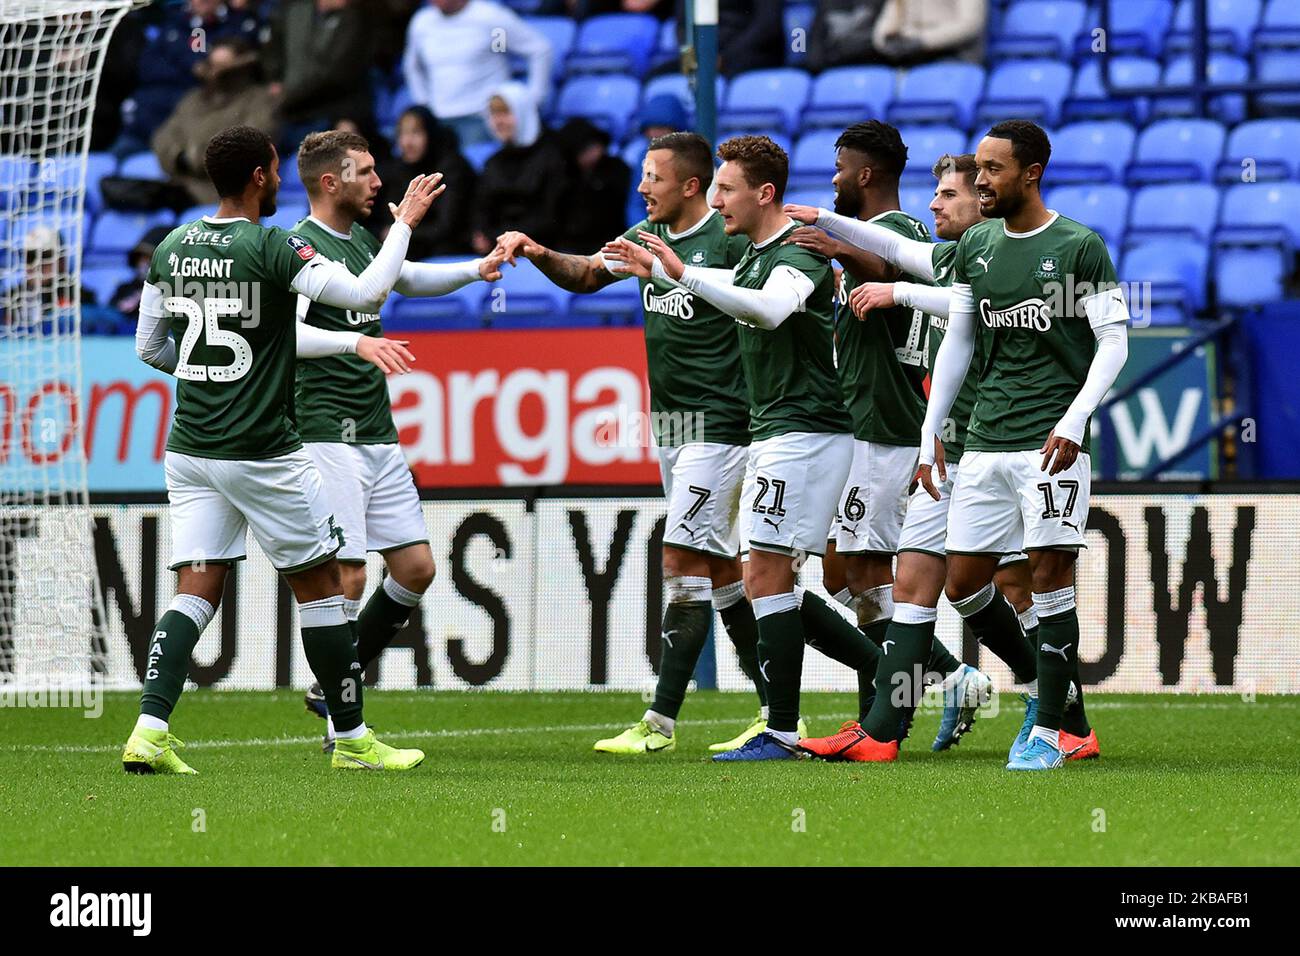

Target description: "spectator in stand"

left=372, top=107, right=477, bottom=257
left=151, top=36, right=277, bottom=206
left=112, top=0, right=264, bottom=158
left=263, top=0, right=374, bottom=155
left=402, top=0, right=553, bottom=148
left=554, top=118, right=632, bottom=253
left=872, top=0, right=987, bottom=64
left=807, top=0, right=886, bottom=72
left=656, top=0, right=784, bottom=77
left=110, top=226, right=172, bottom=320
left=637, top=94, right=689, bottom=141
left=1, top=228, right=93, bottom=332
left=471, top=83, right=567, bottom=255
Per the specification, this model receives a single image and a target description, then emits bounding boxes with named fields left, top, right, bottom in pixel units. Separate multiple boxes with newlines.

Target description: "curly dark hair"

left=986, top=120, right=1052, bottom=180
left=716, top=135, right=788, bottom=199
left=204, top=125, right=275, bottom=199
left=835, top=120, right=908, bottom=181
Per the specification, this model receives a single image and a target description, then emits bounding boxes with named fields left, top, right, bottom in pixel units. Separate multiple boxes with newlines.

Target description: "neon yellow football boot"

left=122, top=727, right=198, bottom=775
left=593, top=720, right=675, bottom=754
left=708, top=712, right=809, bottom=752
left=331, top=730, right=425, bottom=771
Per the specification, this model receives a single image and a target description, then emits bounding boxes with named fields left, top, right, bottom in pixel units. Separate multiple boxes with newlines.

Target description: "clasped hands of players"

left=601, top=233, right=686, bottom=281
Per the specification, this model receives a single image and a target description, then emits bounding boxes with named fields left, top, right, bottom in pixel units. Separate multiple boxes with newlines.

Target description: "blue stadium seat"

left=82, top=267, right=129, bottom=307
left=375, top=85, right=414, bottom=135
left=1127, top=183, right=1222, bottom=244
left=482, top=258, right=573, bottom=326
left=1126, top=118, right=1225, bottom=184
left=1217, top=181, right=1300, bottom=249
left=1255, top=0, right=1300, bottom=48
left=784, top=188, right=834, bottom=211
left=1045, top=184, right=1130, bottom=256
left=784, top=3, right=815, bottom=66
left=1121, top=239, right=1209, bottom=313
left=463, top=141, right=498, bottom=174
left=1168, top=0, right=1262, bottom=56
left=620, top=135, right=647, bottom=172
left=386, top=288, right=485, bottom=331
left=1255, top=50, right=1300, bottom=113
left=177, top=204, right=211, bottom=224
left=279, top=153, right=306, bottom=197
left=899, top=185, right=937, bottom=222
left=556, top=75, right=641, bottom=140
left=1064, top=56, right=1161, bottom=123
left=1154, top=54, right=1249, bottom=125
left=789, top=129, right=842, bottom=190
left=524, top=16, right=577, bottom=79
left=651, top=17, right=677, bottom=72
left=567, top=280, right=641, bottom=327
left=87, top=209, right=174, bottom=268
left=720, top=69, right=812, bottom=137
left=991, top=0, right=1088, bottom=59
left=119, top=152, right=164, bottom=181
left=978, top=59, right=1073, bottom=126
left=640, top=73, right=725, bottom=119
left=566, top=14, right=660, bottom=77
left=802, top=66, right=894, bottom=129
left=1073, top=0, right=1174, bottom=58
left=1216, top=246, right=1286, bottom=307
left=1217, top=119, right=1300, bottom=181
left=264, top=203, right=308, bottom=232
left=897, top=125, right=967, bottom=185
left=1049, top=121, right=1136, bottom=183
left=889, top=61, right=986, bottom=128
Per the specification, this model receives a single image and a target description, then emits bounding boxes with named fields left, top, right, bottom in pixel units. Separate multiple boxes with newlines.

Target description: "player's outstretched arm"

left=852, top=280, right=953, bottom=320
left=496, top=230, right=619, bottom=294
left=786, top=205, right=937, bottom=282
left=393, top=251, right=503, bottom=298
left=917, top=281, right=975, bottom=496
left=294, top=315, right=416, bottom=374
left=135, top=281, right=177, bottom=373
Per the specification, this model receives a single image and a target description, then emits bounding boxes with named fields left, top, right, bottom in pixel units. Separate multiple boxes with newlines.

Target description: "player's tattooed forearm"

left=536, top=249, right=603, bottom=293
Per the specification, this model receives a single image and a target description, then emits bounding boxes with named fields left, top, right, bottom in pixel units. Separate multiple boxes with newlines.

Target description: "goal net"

left=0, top=0, right=147, bottom=690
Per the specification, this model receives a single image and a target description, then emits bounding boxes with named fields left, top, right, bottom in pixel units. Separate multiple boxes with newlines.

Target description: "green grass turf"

left=2, top=690, right=1296, bottom=866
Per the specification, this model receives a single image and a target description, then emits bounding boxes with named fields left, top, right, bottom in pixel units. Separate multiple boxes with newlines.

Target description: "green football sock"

left=649, top=599, right=712, bottom=721
left=862, top=617, right=934, bottom=742
left=355, top=576, right=420, bottom=670
left=1035, top=592, right=1080, bottom=733
left=139, top=599, right=210, bottom=721
left=1063, top=653, right=1092, bottom=737
left=754, top=596, right=805, bottom=734
left=719, top=596, right=767, bottom=707
left=301, top=597, right=365, bottom=733
left=971, top=595, right=1037, bottom=684
left=799, top=590, right=880, bottom=720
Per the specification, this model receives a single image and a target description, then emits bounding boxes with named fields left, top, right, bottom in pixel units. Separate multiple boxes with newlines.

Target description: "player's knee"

left=396, top=555, right=436, bottom=595
left=1030, top=551, right=1075, bottom=594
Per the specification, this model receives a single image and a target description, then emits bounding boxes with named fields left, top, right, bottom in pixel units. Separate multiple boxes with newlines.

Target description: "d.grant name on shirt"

left=169, top=255, right=234, bottom=280
left=979, top=296, right=1052, bottom=332
left=643, top=285, right=695, bottom=320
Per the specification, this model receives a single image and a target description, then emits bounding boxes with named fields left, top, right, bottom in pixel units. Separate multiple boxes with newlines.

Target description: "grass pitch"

left=3, top=690, right=1296, bottom=866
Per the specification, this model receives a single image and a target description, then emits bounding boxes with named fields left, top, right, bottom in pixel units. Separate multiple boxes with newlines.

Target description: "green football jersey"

left=620, top=212, right=751, bottom=447
left=147, top=216, right=321, bottom=460
left=927, top=239, right=978, bottom=463
left=835, top=210, right=930, bottom=446
left=292, top=217, right=398, bottom=445
left=731, top=222, right=853, bottom=440
left=954, top=213, right=1120, bottom=454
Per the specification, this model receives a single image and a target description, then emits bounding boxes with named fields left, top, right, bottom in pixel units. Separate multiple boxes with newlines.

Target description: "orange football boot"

left=797, top=720, right=867, bottom=760
left=839, top=733, right=900, bottom=762
left=1060, top=728, right=1100, bottom=760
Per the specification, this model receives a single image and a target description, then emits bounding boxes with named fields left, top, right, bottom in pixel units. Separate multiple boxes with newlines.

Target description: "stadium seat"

left=651, top=17, right=677, bottom=72
left=386, top=288, right=486, bottom=331
left=1216, top=245, right=1286, bottom=307
left=1045, top=184, right=1130, bottom=256
left=897, top=126, right=967, bottom=185
left=375, top=85, right=414, bottom=134
left=177, top=203, right=211, bottom=224
left=1255, top=50, right=1300, bottom=113
left=620, top=135, right=647, bottom=172
left=889, top=61, right=986, bottom=128
left=524, top=16, right=577, bottom=79
left=81, top=267, right=128, bottom=307
left=1121, top=239, right=1209, bottom=313
left=1154, top=54, right=1249, bottom=125
left=784, top=188, right=835, bottom=211
left=1064, top=56, right=1161, bottom=123
left=1217, top=118, right=1300, bottom=181
left=567, top=280, right=641, bottom=327
left=566, top=14, right=660, bottom=77
left=640, top=73, right=725, bottom=118
left=719, top=69, right=812, bottom=137
left=1254, top=0, right=1300, bottom=48
left=264, top=203, right=308, bottom=232
left=802, top=66, right=895, bottom=129
left=119, top=151, right=165, bottom=181
left=1217, top=181, right=1300, bottom=248
left=1126, top=118, right=1225, bottom=184
left=1127, top=183, right=1221, bottom=244
left=784, top=3, right=815, bottom=66
left=1167, top=0, right=1262, bottom=56
left=1049, top=121, right=1136, bottom=183
left=991, top=0, right=1088, bottom=59
left=899, top=185, right=937, bottom=221
left=86, top=209, right=173, bottom=268
left=555, top=75, right=641, bottom=140
left=279, top=153, right=306, bottom=197
left=1073, top=0, right=1174, bottom=58
left=481, top=258, right=573, bottom=326
left=789, top=129, right=842, bottom=190
left=978, top=59, right=1073, bottom=126
left=463, top=141, right=498, bottom=174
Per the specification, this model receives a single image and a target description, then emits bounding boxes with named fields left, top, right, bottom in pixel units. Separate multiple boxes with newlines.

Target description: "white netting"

left=1, top=0, right=148, bottom=689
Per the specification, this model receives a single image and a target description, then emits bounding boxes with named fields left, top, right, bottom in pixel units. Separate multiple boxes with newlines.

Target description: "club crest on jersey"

left=690, top=249, right=706, bottom=264
left=285, top=234, right=316, bottom=261
left=1036, top=255, right=1059, bottom=279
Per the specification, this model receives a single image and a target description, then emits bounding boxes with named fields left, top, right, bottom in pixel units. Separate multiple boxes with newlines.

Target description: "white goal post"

left=1, top=0, right=151, bottom=690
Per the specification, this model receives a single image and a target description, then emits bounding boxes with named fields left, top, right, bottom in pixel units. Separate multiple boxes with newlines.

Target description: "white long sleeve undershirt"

left=135, top=281, right=175, bottom=373
left=814, top=208, right=937, bottom=280
left=919, top=282, right=975, bottom=465
left=289, top=221, right=413, bottom=313
left=393, top=257, right=483, bottom=296
left=893, top=280, right=952, bottom=318
left=653, top=258, right=814, bottom=330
